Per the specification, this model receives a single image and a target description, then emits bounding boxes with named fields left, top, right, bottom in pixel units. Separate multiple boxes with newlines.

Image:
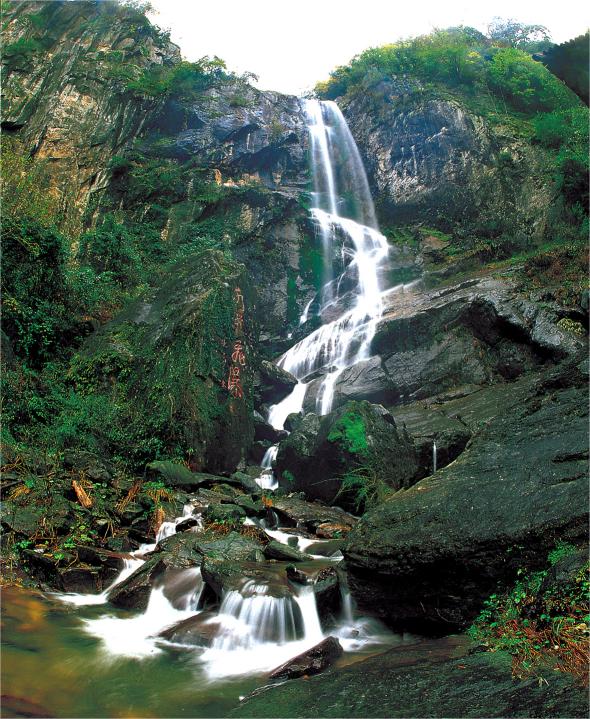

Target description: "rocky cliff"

left=1, top=4, right=587, bottom=685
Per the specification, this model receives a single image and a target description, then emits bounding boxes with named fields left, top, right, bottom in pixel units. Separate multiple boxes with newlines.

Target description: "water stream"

left=272, top=99, right=389, bottom=422
left=1, top=99, right=406, bottom=717
left=256, top=99, right=390, bottom=491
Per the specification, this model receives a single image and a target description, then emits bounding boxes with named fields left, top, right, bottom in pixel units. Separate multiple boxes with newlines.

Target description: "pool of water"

left=1, top=586, right=267, bottom=718
left=1, top=586, right=405, bottom=718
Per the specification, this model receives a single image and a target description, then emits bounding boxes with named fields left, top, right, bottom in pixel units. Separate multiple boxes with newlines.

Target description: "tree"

left=487, top=18, right=553, bottom=52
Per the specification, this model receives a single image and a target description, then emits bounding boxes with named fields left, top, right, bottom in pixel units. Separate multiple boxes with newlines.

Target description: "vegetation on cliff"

left=315, top=25, right=588, bottom=281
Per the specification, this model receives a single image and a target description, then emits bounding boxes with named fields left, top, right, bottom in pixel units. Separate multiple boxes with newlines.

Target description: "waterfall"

left=433, top=440, right=437, bottom=473
left=267, top=99, right=389, bottom=428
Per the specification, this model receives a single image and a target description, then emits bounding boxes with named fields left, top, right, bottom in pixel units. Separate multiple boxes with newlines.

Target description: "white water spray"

left=266, top=99, right=389, bottom=428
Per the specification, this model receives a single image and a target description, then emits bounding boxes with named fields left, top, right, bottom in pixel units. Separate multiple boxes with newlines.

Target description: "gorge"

left=1, top=2, right=588, bottom=718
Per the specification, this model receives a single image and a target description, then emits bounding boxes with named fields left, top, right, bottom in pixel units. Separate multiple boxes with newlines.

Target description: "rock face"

left=276, top=401, right=418, bottom=509
left=268, top=636, right=343, bottom=681
left=341, top=78, right=553, bottom=241
left=343, top=356, right=589, bottom=631
left=1, top=0, right=180, bottom=221
left=232, top=636, right=588, bottom=718
left=326, top=276, right=585, bottom=414
left=74, top=250, right=256, bottom=473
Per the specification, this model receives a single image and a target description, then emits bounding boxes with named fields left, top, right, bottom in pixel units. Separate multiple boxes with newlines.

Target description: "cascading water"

left=268, top=100, right=389, bottom=430
left=49, top=98, right=399, bottom=686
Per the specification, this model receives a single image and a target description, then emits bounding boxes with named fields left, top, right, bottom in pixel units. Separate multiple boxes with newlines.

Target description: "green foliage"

left=487, top=47, right=574, bottom=112
left=468, top=545, right=589, bottom=681
left=486, top=18, right=552, bottom=52
left=548, top=541, right=578, bottom=566
left=78, top=215, right=142, bottom=285
left=124, top=57, right=232, bottom=100
left=327, top=410, right=368, bottom=455
left=2, top=36, right=43, bottom=62
left=336, top=466, right=393, bottom=513
left=315, top=25, right=578, bottom=117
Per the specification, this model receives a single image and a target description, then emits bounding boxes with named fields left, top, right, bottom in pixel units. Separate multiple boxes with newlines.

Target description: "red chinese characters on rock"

left=223, top=287, right=247, bottom=399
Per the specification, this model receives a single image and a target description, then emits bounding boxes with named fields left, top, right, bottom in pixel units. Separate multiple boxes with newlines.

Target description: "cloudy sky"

left=148, top=0, right=589, bottom=95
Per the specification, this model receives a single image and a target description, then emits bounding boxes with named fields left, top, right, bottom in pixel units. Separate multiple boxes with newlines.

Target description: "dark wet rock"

left=1, top=495, right=72, bottom=536
left=305, top=539, right=344, bottom=557
left=264, top=540, right=312, bottom=563
left=341, top=80, right=556, bottom=246
left=253, top=412, right=286, bottom=444
left=331, top=356, right=397, bottom=409
left=175, top=517, right=201, bottom=533
left=255, top=360, right=298, bottom=405
left=315, top=523, right=352, bottom=539
left=250, top=440, right=273, bottom=464
left=105, top=535, right=135, bottom=553
left=312, top=566, right=342, bottom=627
left=59, top=567, right=102, bottom=594
left=276, top=401, right=418, bottom=509
left=62, top=450, right=113, bottom=482
left=108, top=557, right=166, bottom=611
left=538, top=549, right=589, bottom=599
left=202, top=559, right=291, bottom=599
left=344, top=356, right=589, bottom=631
left=232, top=635, right=588, bottom=718
left=360, top=277, right=585, bottom=412
left=158, top=610, right=222, bottom=647
left=192, top=488, right=238, bottom=506
left=230, top=471, right=264, bottom=494
left=284, top=412, right=303, bottom=433
left=233, top=495, right=265, bottom=516
left=204, top=503, right=246, bottom=524
left=285, top=565, right=308, bottom=585
left=268, top=636, right=343, bottom=681
left=157, top=530, right=262, bottom=566
left=270, top=495, right=357, bottom=534
left=19, top=550, right=64, bottom=589
left=146, top=461, right=219, bottom=490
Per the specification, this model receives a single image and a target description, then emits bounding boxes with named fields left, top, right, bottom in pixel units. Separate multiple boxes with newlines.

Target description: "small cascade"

left=59, top=556, right=144, bottom=607
left=84, top=571, right=203, bottom=659
left=265, top=99, right=389, bottom=428
left=433, top=440, right=437, bottom=473
left=299, top=296, right=315, bottom=325
left=255, top=445, right=278, bottom=490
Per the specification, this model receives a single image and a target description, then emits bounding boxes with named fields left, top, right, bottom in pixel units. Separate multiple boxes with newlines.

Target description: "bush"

left=78, top=215, right=142, bottom=285
left=468, top=545, right=589, bottom=683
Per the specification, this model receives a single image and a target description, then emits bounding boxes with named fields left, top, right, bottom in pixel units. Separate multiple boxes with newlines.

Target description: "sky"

left=147, top=0, right=589, bottom=96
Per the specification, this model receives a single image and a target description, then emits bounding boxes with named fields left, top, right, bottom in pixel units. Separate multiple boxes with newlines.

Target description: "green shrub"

left=468, top=545, right=589, bottom=682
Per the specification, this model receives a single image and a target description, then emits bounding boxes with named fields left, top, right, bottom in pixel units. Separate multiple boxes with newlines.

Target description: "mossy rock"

left=203, top=503, right=246, bottom=524
left=275, top=400, right=418, bottom=510
left=146, top=461, right=216, bottom=490
left=72, top=250, right=257, bottom=473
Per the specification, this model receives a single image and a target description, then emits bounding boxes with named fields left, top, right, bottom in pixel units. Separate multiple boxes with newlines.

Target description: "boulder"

left=253, top=412, right=286, bottom=444
left=263, top=540, right=312, bottom=563
left=62, top=450, right=113, bottom=482
left=201, top=559, right=291, bottom=599
left=157, top=530, right=263, bottom=566
left=232, top=636, right=588, bottom=718
left=343, top=356, right=589, bottom=631
left=269, top=495, right=357, bottom=534
left=275, top=401, right=418, bottom=510
left=268, top=636, right=343, bottom=681
left=159, top=611, right=222, bottom=647
left=108, top=557, right=167, bottom=611
left=255, top=360, right=298, bottom=405
left=146, top=461, right=220, bottom=491
left=203, top=503, right=246, bottom=524
left=59, top=567, right=102, bottom=594
left=229, top=471, right=264, bottom=494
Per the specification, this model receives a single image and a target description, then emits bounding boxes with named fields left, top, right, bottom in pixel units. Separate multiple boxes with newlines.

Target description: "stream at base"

left=1, top=531, right=410, bottom=719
